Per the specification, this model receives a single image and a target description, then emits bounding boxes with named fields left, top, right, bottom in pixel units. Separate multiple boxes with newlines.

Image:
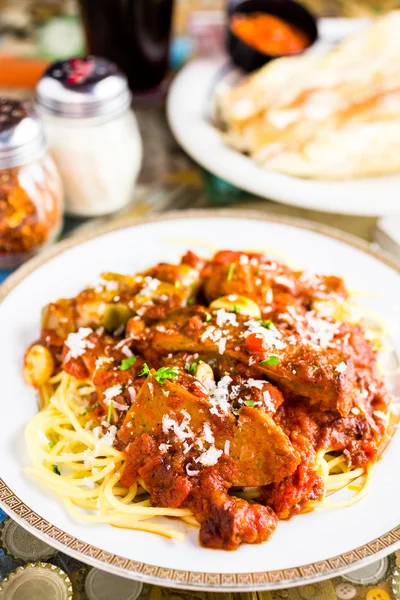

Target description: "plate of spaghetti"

left=0, top=210, right=399, bottom=591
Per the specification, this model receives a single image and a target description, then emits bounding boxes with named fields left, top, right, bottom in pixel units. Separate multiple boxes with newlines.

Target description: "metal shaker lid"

left=36, top=56, right=132, bottom=119
left=0, top=98, right=46, bottom=169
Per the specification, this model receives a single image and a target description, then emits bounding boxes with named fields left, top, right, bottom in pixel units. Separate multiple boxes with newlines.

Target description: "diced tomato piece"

left=244, top=333, right=266, bottom=354
left=213, top=250, right=243, bottom=264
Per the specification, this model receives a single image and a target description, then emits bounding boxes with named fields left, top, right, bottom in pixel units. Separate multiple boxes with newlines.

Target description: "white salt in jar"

left=36, top=56, right=142, bottom=217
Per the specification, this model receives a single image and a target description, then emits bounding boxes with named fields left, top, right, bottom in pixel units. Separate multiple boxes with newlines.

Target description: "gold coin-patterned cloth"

left=0, top=511, right=399, bottom=600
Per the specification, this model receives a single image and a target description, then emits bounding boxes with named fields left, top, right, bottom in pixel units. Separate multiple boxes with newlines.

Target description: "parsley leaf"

left=233, top=304, right=241, bottom=314
left=140, top=363, right=150, bottom=377
left=259, top=355, right=280, bottom=366
left=107, top=401, right=114, bottom=424
left=233, top=407, right=240, bottom=416
left=174, top=280, right=182, bottom=289
left=185, top=361, right=198, bottom=376
left=154, top=366, right=179, bottom=385
left=48, top=440, right=56, bottom=450
left=52, top=464, right=61, bottom=476
left=258, top=319, right=273, bottom=329
left=120, top=356, right=137, bottom=371
left=227, top=263, right=236, bottom=281
left=243, top=399, right=255, bottom=407
left=205, top=312, right=212, bottom=322
left=312, top=364, right=319, bottom=370
left=82, top=402, right=99, bottom=416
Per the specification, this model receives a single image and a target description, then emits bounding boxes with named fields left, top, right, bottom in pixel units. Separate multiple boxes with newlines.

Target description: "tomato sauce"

left=230, top=13, right=310, bottom=55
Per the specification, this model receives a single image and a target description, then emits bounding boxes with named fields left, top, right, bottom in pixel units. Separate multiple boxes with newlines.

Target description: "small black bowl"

left=227, top=0, right=318, bottom=72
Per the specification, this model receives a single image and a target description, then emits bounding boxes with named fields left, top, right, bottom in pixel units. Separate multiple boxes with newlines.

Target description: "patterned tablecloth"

left=0, top=90, right=399, bottom=600
left=0, top=504, right=399, bottom=599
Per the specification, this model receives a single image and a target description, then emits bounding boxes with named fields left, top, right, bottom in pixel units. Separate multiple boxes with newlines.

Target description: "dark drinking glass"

left=78, top=0, right=174, bottom=94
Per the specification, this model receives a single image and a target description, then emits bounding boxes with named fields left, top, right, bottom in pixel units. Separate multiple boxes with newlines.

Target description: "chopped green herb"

left=255, top=269, right=261, bottom=276
left=233, top=407, right=240, bottom=416
left=48, top=440, right=56, bottom=450
left=120, top=356, right=137, bottom=371
left=140, top=363, right=150, bottom=377
left=174, top=280, right=182, bottom=289
left=107, top=401, right=114, bottom=424
left=313, top=365, right=319, bottom=369
left=259, top=355, right=280, bottom=366
left=243, top=399, right=255, bottom=407
left=187, top=297, right=196, bottom=305
left=82, top=402, right=99, bottom=416
left=258, top=319, right=273, bottom=329
left=233, top=304, right=241, bottom=314
left=227, top=263, right=236, bottom=281
left=185, top=361, right=198, bottom=376
left=154, top=366, right=179, bottom=385
left=52, top=464, right=61, bottom=476
left=205, top=312, right=212, bottom=322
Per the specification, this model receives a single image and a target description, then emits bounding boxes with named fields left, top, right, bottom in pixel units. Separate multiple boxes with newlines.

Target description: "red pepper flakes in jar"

left=0, top=98, right=63, bottom=269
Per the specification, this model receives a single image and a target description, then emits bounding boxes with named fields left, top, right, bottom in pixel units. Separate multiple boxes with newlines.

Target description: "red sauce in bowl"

left=230, top=12, right=310, bottom=55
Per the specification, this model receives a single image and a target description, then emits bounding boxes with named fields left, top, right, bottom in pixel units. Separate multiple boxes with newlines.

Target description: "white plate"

left=167, top=19, right=400, bottom=216
left=0, top=210, right=400, bottom=591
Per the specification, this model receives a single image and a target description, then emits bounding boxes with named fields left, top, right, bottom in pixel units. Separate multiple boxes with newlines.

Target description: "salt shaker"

left=0, top=98, right=63, bottom=269
left=36, top=56, right=143, bottom=217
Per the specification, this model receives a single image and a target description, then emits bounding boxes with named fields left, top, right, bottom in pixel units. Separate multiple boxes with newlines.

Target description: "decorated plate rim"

left=0, top=208, right=399, bottom=591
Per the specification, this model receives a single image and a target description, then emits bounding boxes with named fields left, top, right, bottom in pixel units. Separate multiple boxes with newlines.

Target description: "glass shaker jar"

left=0, top=99, right=63, bottom=270
left=36, top=56, right=143, bottom=217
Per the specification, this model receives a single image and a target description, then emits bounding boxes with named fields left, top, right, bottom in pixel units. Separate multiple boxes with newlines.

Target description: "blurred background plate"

left=167, top=18, right=400, bottom=217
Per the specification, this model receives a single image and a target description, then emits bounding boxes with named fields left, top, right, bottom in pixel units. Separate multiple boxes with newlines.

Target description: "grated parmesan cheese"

left=112, top=401, right=128, bottom=411
left=217, top=337, right=227, bottom=355
left=373, top=410, right=388, bottom=420
left=202, top=423, right=215, bottom=444
left=186, top=464, right=200, bottom=476
left=243, top=319, right=285, bottom=350
left=183, top=442, right=193, bottom=454
left=201, top=326, right=222, bottom=343
left=103, top=384, right=123, bottom=404
left=94, top=425, right=117, bottom=456
left=37, top=430, right=50, bottom=445
left=128, top=387, right=136, bottom=403
left=162, top=412, right=194, bottom=441
left=82, top=477, right=95, bottom=490
left=216, top=308, right=238, bottom=328
left=195, top=446, right=223, bottom=467
left=159, top=443, right=171, bottom=453
left=246, top=378, right=265, bottom=390
left=335, top=361, right=347, bottom=374
left=83, top=448, right=94, bottom=468
left=65, top=327, right=94, bottom=360
left=307, top=314, right=339, bottom=349
left=263, top=390, right=275, bottom=411
left=205, top=376, right=232, bottom=417
left=94, top=278, right=118, bottom=293
left=224, top=440, right=230, bottom=455
left=138, top=277, right=160, bottom=297
left=121, top=345, right=133, bottom=357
